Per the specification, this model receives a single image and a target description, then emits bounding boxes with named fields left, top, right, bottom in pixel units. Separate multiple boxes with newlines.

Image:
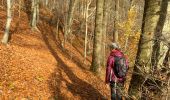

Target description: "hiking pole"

left=115, top=77, right=117, bottom=100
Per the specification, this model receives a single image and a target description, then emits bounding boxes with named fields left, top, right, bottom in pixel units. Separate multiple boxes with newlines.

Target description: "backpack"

left=113, top=56, right=128, bottom=78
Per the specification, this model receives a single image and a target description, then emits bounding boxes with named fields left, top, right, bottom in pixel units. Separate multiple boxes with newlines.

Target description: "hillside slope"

left=0, top=8, right=109, bottom=100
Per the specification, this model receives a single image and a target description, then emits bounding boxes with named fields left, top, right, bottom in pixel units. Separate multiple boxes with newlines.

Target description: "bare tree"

left=64, top=0, right=78, bottom=45
left=84, top=0, right=92, bottom=62
left=1, top=0, right=12, bottom=44
left=31, top=0, right=39, bottom=29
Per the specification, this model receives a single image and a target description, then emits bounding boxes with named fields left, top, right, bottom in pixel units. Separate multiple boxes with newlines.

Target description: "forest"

left=0, top=0, right=169, bottom=100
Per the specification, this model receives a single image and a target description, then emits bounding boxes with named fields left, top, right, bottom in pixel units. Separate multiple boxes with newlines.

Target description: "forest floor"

left=0, top=8, right=110, bottom=100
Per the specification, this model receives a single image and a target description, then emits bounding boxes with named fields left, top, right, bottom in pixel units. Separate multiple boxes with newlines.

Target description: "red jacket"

left=105, top=49, right=128, bottom=83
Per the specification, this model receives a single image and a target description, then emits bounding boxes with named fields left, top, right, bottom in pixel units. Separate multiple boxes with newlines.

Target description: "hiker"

left=105, top=42, right=128, bottom=100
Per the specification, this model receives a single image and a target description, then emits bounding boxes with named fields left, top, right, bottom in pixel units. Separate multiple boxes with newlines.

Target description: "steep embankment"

left=0, top=8, right=109, bottom=99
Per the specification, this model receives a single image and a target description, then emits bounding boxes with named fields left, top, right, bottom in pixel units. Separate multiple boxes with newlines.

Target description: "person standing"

left=105, top=43, right=128, bottom=100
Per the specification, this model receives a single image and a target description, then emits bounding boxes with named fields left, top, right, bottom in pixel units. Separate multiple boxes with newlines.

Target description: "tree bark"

left=36, top=0, right=40, bottom=23
left=1, top=0, right=12, bottom=44
left=113, top=0, right=119, bottom=43
left=31, top=0, right=37, bottom=29
left=45, top=0, right=48, bottom=6
left=153, top=1, right=170, bottom=70
left=84, top=0, right=91, bottom=62
left=137, top=0, right=163, bottom=73
left=129, top=0, right=168, bottom=99
left=90, top=0, right=104, bottom=74
left=123, top=0, right=145, bottom=96
left=101, top=0, right=109, bottom=67
left=64, top=0, right=78, bottom=42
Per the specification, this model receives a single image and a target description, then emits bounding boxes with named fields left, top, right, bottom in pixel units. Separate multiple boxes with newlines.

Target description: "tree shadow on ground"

left=39, top=17, right=89, bottom=70
left=38, top=21, right=107, bottom=100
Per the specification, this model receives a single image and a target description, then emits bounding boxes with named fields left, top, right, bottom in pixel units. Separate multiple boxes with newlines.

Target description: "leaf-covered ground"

left=0, top=8, right=110, bottom=100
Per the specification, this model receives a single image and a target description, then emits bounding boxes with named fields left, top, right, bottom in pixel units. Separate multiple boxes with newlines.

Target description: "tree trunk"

left=82, top=0, right=86, bottom=18
left=84, top=0, right=91, bottom=62
left=101, top=0, right=109, bottom=67
left=45, top=0, right=48, bottom=6
left=137, top=0, right=163, bottom=73
left=123, top=0, right=145, bottom=96
left=31, top=0, right=37, bottom=29
left=90, top=0, right=104, bottom=74
left=129, top=0, right=168, bottom=99
left=113, top=0, right=119, bottom=43
left=36, top=0, right=40, bottom=23
left=64, top=0, right=78, bottom=43
left=1, top=0, right=12, bottom=44
left=153, top=1, right=170, bottom=70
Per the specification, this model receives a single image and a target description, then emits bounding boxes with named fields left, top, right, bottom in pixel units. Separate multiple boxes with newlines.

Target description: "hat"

left=109, top=42, right=119, bottom=49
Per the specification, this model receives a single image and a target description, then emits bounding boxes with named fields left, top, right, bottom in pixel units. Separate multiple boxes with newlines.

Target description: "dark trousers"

left=110, top=81, right=123, bottom=100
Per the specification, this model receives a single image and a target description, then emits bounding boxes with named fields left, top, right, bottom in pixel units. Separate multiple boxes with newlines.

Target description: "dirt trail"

left=0, top=8, right=110, bottom=100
